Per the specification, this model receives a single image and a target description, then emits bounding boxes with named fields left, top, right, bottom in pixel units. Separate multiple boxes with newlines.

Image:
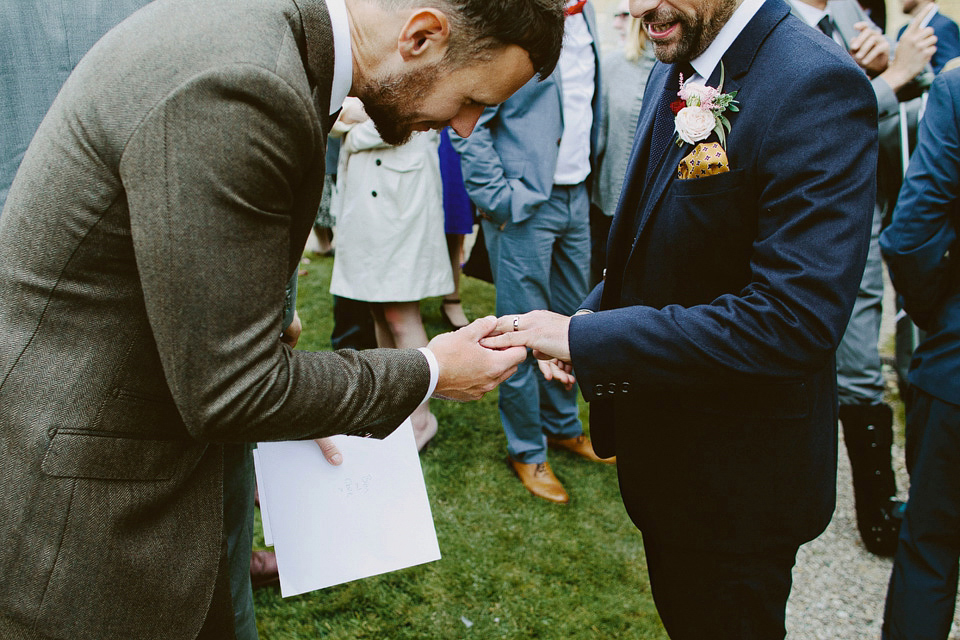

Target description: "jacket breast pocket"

left=673, top=167, right=747, bottom=209
left=642, top=168, right=754, bottom=305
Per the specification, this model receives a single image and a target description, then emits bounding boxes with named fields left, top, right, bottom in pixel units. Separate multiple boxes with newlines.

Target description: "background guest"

left=438, top=127, right=473, bottom=330
left=898, top=0, right=960, bottom=72
left=880, top=66, right=960, bottom=640
left=789, top=0, right=936, bottom=556
left=0, top=0, right=149, bottom=212
left=330, top=98, right=453, bottom=451
left=453, top=0, right=610, bottom=506
left=590, top=7, right=655, bottom=287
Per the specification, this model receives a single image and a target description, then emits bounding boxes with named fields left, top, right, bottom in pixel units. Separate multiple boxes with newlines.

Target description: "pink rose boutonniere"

left=671, top=63, right=739, bottom=148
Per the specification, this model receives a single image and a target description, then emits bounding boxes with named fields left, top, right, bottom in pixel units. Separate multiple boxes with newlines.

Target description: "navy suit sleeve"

left=880, top=70, right=960, bottom=329
left=570, top=57, right=877, bottom=390
left=932, top=16, right=960, bottom=73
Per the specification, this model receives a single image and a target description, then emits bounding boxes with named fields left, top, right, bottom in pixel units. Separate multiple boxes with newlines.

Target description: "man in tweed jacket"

left=0, top=0, right=564, bottom=637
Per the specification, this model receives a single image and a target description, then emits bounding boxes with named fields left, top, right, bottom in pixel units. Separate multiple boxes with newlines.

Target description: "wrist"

left=878, top=68, right=909, bottom=93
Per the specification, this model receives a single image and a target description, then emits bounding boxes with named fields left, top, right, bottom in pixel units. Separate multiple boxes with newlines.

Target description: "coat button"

left=371, top=191, right=377, bottom=197
left=375, top=159, right=382, bottom=166
left=556, top=138, right=562, bottom=146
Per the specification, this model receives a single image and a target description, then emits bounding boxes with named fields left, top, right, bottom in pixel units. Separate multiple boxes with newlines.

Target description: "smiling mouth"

left=645, top=21, right=679, bottom=39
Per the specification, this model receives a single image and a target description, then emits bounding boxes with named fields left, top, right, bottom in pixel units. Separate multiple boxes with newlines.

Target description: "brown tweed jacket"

left=0, top=0, right=429, bottom=637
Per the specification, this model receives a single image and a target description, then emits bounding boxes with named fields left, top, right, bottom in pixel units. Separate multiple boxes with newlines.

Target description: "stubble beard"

left=649, top=0, right=739, bottom=63
left=355, top=62, right=443, bottom=146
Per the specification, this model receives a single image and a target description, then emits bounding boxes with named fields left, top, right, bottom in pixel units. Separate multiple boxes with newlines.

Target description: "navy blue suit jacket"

left=568, top=0, right=878, bottom=552
left=881, top=68, right=960, bottom=405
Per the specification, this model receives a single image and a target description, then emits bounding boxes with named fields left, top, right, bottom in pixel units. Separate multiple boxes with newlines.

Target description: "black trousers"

left=642, top=535, right=799, bottom=639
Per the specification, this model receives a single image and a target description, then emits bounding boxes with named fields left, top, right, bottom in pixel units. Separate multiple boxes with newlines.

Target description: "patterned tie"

left=644, top=62, right=693, bottom=185
left=817, top=15, right=836, bottom=39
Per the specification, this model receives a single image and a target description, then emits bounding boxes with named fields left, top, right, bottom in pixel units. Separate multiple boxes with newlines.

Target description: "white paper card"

left=255, top=419, right=441, bottom=597
left=251, top=447, right=273, bottom=547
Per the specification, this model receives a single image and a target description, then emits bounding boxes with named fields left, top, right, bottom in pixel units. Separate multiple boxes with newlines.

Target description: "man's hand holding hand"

left=428, top=316, right=527, bottom=401
left=480, top=310, right=573, bottom=363
left=537, top=358, right=576, bottom=391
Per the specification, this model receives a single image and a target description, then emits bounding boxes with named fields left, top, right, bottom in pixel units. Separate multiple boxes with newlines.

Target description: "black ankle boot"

left=839, top=403, right=903, bottom=556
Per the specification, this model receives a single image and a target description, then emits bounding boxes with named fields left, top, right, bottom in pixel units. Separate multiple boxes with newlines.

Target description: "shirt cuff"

left=417, top=347, right=439, bottom=405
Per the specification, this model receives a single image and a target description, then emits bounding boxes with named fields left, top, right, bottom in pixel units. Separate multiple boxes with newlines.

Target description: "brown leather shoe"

left=507, top=457, right=569, bottom=504
left=547, top=434, right=616, bottom=464
left=250, top=550, right=280, bottom=589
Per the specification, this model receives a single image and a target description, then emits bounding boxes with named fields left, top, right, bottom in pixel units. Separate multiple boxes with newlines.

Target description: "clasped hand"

left=478, top=310, right=576, bottom=390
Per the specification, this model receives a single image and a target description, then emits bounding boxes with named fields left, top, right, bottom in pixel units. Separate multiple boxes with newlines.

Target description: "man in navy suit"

left=880, top=67, right=960, bottom=640
left=484, top=0, right=878, bottom=633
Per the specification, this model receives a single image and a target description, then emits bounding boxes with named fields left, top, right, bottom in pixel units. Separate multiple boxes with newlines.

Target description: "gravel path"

left=786, top=276, right=960, bottom=639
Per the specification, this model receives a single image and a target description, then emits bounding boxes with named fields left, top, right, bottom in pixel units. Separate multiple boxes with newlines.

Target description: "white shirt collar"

left=690, top=0, right=767, bottom=81
left=323, top=0, right=352, bottom=115
left=789, top=0, right=828, bottom=28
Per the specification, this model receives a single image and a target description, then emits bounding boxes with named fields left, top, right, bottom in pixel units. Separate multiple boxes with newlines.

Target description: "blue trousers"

left=883, top=389, right=960, bottom=639
left=483, top=183, right=590, bottom=463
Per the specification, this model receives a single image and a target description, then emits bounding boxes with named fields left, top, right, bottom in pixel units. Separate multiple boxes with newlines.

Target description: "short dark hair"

left=393, top=0, right=566, bottom=78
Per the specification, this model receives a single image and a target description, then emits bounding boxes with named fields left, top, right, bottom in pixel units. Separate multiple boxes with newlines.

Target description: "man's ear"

left=397, top=9, right=450, bottom=62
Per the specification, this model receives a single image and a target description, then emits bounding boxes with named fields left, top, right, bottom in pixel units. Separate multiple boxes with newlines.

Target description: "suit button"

left=371, top=191, right=377, bottom=197
left=608, top=383, right=617, bottom=395
left=594, top=384, right=604, bottom=397
left=621, top=382, right=630, bottom=394
left=375, top=159, right=382, bottom=166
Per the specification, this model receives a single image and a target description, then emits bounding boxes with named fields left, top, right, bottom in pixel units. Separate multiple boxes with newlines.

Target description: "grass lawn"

left=253, top=252, right=667, bottom=639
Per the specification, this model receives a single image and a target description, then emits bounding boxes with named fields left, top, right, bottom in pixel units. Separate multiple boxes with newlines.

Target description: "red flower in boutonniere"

left=672, top=63, right=739, bottom=148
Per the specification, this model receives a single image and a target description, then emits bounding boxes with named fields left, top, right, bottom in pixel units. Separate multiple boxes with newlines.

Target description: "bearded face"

left=354, top=62, right=444, bottom=146
left=639, top=0, right=740, bottom=63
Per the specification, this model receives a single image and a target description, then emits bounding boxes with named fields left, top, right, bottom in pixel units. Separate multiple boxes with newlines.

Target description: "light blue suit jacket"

left=450, top=2, right=602, bottom=226
left=0, top=0, right=151, bottom=211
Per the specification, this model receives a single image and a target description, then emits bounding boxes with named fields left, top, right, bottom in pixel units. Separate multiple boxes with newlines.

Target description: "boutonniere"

left=670, top=63, right=739, bottom=149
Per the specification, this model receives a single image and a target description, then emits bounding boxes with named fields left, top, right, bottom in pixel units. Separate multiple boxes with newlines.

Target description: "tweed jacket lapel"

left=291, top=0, right=338, bottom=132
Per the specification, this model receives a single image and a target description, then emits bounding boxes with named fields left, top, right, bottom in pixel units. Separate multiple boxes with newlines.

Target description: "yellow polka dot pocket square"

left=677, top=142, right=730, bottom=180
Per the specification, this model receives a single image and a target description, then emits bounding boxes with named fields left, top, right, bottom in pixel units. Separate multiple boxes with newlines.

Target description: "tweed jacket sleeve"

left=119, top=64, right=429, bottom=442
